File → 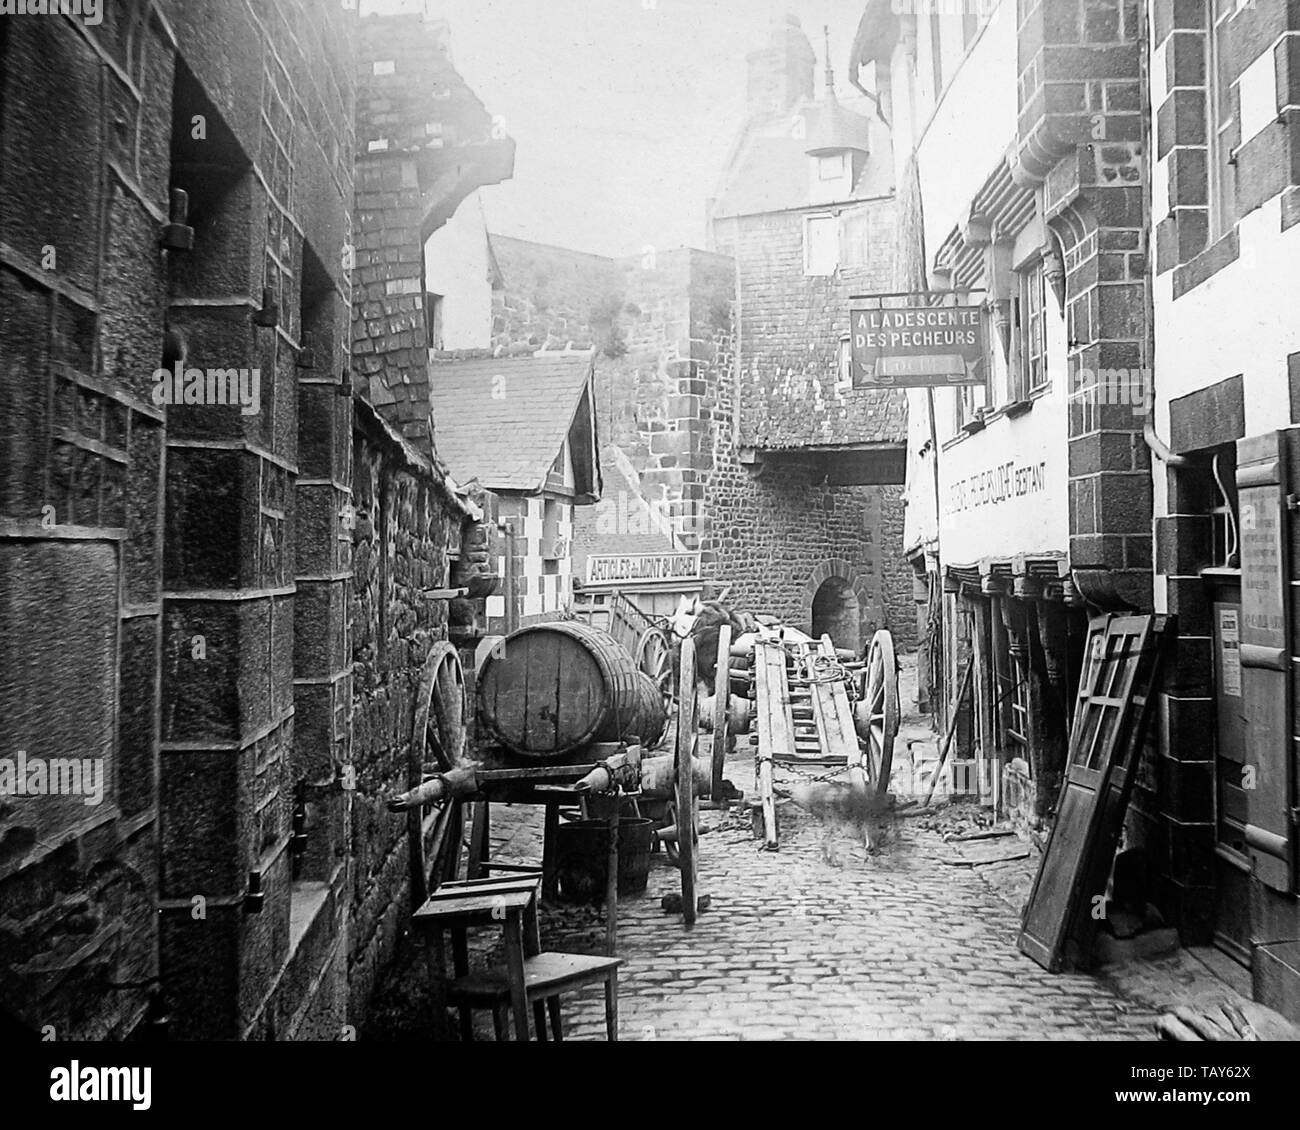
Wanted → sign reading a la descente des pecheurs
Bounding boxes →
[850,302,986,389]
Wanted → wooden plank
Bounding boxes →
[753,642,786,849]
[812,636,860,767]
[971,598,999,807]
[413,889,534,920]
[491,630,529,750]
[939,842,1032,866]
[522,632,546,752]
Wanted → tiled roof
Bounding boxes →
[428,351,594,493]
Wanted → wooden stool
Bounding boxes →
[446,952,621,1041]
[413,876,545,1042]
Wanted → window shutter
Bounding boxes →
[1235,430,1297,893]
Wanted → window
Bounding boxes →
[1014,261,1049,398]
[991,605,1030,758]
[425,292,444,350]
[818,153,847,182]
[545,444,566,491]
[803,214,838,276]
[839,210,871,268]
[1207,0,1237,241]
[955,377,987,432]
[541,498,568,560]
[837,335,851,388]
[1006,647,1031,753]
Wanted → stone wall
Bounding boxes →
[490,235,623,353]
[348,409,457,1026]
[0,0,359,1041]
[701,335,914,645]
[346,14,501,1030]
[709,204,915,650]
[713,203,906,450]
[0,3,502,1042]
[487,230,916,651]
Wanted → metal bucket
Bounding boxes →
[554,817,655,903]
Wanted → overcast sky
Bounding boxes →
[364,0,868,257]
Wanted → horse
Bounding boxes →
[666,593,758,694]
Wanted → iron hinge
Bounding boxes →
[1287,494,1300,512]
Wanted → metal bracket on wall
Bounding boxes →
[244,871,266,914]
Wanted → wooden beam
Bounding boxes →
[754,642,792,849]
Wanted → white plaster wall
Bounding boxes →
[892,0,1021,559]
[914,2,1019,280]
[936,297,1071,567]
[1151,194,1300,526]
[423,190,494,350]
[902,386,940,555]
[514,496,577,618]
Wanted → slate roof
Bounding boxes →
[741,375,907,450]
[428,351,596,495]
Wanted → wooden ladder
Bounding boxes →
[752,636,861,849]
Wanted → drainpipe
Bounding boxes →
[1143,388,1188,468]
[1137,0,1187,473]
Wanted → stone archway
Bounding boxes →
[801,559,874,654]
[811,577,859,651]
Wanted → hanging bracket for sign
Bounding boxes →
[848,289,989,390]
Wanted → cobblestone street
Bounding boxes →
[480,751,1163,1042]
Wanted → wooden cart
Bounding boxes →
[730,627,900,850]
[387,623,723,933]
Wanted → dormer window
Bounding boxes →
[818,153,847,182]
[803,33,870,205]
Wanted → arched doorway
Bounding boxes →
[810,576,861,652]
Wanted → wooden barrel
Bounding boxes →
[478,621,667,757]
[632,671,667,749]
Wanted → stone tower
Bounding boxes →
[745,13,815,118]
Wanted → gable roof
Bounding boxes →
[428,350,600,500]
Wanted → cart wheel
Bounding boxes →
[636,625,674,717]
[855,629,899,798]
[675,636,699,925]
[411,644,469,901]
[662,799,680,864]
[710,623,731,798]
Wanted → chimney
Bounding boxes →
[745,13,815,117]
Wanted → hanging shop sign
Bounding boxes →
[585,551,702,587]
[849,301,986,388]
